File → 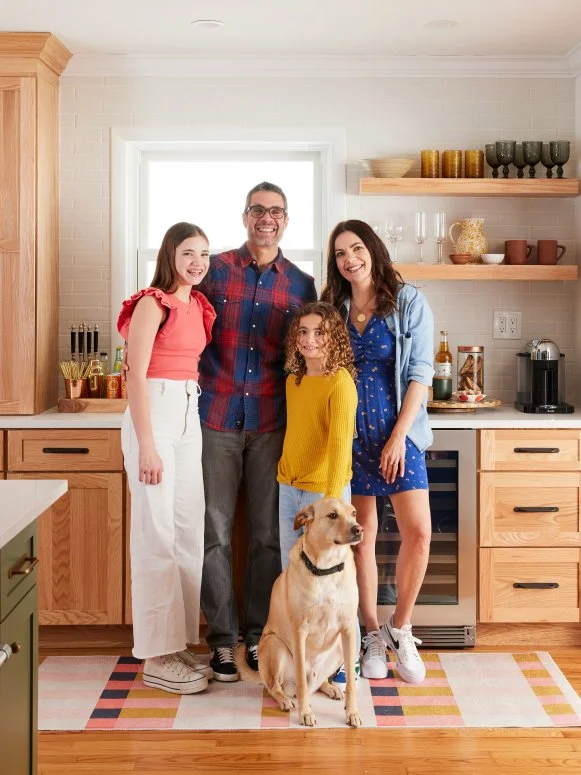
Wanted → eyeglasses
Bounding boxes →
[245,205,287,220]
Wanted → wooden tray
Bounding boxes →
[58,398,128,413]
[428,397,502,413]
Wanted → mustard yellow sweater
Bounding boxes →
[277,367,358,499]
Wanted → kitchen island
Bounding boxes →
[0,479,67,775]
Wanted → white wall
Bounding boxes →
[59,74,578,404]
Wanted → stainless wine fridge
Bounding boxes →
[375,429,477,647]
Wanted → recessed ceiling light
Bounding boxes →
[424,19,459,29]
[190,19,225,29]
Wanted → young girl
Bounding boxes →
[117,222,216,695]
[277,301,358,567]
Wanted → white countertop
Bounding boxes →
[0,405,578,430]
[0,480,68,550]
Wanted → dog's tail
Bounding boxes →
[234,643,263,684]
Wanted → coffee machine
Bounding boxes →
[515,338,574,413]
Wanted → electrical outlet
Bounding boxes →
[493,310,521,340]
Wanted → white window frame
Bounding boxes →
[110,128,347,348]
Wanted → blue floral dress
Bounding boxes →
[349,315,428,496]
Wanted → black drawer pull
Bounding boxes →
[513,582,559,589]
[513,506,559,513]
[42,447,89,454]
[513,447,560,454]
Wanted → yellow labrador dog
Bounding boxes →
[238,497,363,728]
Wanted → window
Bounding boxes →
[137,151,322,288]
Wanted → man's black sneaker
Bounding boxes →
[247,644,259,671]
[210,647,239,682]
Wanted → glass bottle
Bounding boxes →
[433,330,453,400]
[99,352,109,397]
[112,345,124,375]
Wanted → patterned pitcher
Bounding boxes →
[448,218,487,264]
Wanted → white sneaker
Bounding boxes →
[381,616,426,684]
[360,630,388,679]
[176,649,214,680]
[143,653,209,694]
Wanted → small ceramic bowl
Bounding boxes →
[456,392,486,403]
[482,253,504,265]
[449,253,470,265]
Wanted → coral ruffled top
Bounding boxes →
[117,288,216,381]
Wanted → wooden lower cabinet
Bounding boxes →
[8,472,123,625]
[0,585,37,775]
[480,547,581,623]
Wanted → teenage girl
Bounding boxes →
[118,222,216,695]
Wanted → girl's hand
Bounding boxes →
[139,445,164,485]
[380,432,406,484]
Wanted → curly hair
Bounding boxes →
[285,301,357,385]
[320,219,403,316]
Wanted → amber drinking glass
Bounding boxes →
[442,150,462,178]
[464,150,484,178]
[421,150,440,178]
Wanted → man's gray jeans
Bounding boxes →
[200,425,284,648]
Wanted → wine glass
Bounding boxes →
[434,212,446,264]
[495,141,516,179]
[386,220,404,263]
[485,144,501,178]
[522,141,542,178]
[513,143,527,179]
[541,144,556,178]
[414,211,427,265]
[549,141,570,179]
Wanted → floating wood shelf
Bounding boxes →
[359,177,581,197]
[395,264,578,281]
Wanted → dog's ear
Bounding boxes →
[294,504,315,531]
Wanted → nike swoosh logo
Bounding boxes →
[391,637,399,649]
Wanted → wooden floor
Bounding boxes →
[39,647,581,775]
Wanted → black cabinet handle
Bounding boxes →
[513,506,559,513]
[513,447,560,454]
[513,582,559,589]
[42,447,89,454]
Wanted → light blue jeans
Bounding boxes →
[278,482,360,663]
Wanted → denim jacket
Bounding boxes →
[343,283,434,452]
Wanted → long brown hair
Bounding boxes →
[285,301,357,385]
[320,220,403,316]
[150,222,209,293]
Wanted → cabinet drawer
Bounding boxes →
[0,520,38,622]
[7,430,123,472]
[480,471,581,547]
[479,547,580,623]
[479,429,581,471]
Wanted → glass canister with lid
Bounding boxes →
[457,345,484,395]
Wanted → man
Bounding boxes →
[199,182,317,681]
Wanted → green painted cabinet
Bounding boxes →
[0,538,38,775]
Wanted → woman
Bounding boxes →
[321,219,433,684]
[118,221,216,694]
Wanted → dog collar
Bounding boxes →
[301,550,345,576]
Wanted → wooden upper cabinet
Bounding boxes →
[0,34,71,414]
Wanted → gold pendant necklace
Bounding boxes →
[356,312,366,323]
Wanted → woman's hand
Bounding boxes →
[380,431,406,484]
[139,443,164,485]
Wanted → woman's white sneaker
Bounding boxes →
[381,616,426,684]
[143,654,209,694]
[176,649,214,680]
[360,630,388,679]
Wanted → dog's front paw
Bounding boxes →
[328,684,344,701]
[346,711,362,728]
[300,708,317,727]
[278,696,295,712]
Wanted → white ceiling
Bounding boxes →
[2,0,581,58]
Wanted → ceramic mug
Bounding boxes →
[504,239,533,265]
[537,240,566,265]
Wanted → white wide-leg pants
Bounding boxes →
[121,379,204,659]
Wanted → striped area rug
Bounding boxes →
[39,651,581,730]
